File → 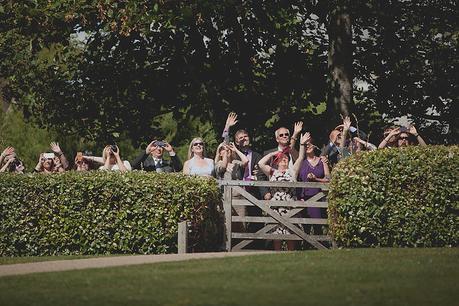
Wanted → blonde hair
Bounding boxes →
[188,137,206,160]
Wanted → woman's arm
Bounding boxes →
[378,128,400,149]
[258,151,277,177]
[182,160,190,174]
[113,146,128,172]
[292,133,309,178]
[229,143,249,167]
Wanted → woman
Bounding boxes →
[34,142,69,173]
[183,138,214,177]
[258,133,306,251]
[298,134,330,234]
[99,145,131,172]
[0,146,24,173]
[214,142,248,180]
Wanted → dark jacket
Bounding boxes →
[131,152,182,172]
[240,150,269,199]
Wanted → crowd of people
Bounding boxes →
[0,113,428,250]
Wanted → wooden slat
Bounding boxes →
[232,216,328,225]
[218,180,329,190]
[232,186,327,250]
[232,233,332,241]
[177,221,188,254]
[223,186,232,252]
[232,199,328,208]
[232,224,276,251]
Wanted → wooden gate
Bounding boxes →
[219,180,334,251]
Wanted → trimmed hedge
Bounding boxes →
[328,145,459,247]
[0,172,222,256]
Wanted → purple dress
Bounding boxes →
[298,158,325,218]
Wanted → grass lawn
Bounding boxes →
[0,254,128,265]
[0,248,457,306]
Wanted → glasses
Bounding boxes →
[192,142,204,147]
[399,136,409,140]
[278,133,290,138]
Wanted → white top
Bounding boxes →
[188,157,214,176]
[99,160,132,171]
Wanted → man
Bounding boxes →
[322,117,353,168]
[260,122,302,200]
[264,123,302,170]
[131,140,182,172]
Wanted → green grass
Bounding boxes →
[0,248,457,306]
[0,254,126,265]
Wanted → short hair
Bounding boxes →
[275,127,289,138]
[234,129,249,138]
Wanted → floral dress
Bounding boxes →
[269,169,296,234]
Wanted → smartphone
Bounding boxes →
[43,153,55,159]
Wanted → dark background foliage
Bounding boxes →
[0,1,457,154]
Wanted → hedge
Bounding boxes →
[0,172,222,256]
[328,145,459,247]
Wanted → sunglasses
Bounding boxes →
[278,133,290,138]
[192,142,204,147]
[399,136,409,140]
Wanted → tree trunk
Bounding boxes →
[327,1,353,124]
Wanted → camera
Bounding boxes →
[155,141,166,148]
[8,158,21,172]
[110,145,118,153]
[399,126,408,133]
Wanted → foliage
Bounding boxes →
[0,172,222,256]
[0,1,457,149]
[328,145,459,247]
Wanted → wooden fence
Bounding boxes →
[219,180,334,251]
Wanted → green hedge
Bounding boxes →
[0,172,222,256]
[328,145,459,247]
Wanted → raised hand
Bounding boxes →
[409,125,418,135]
[225,112,238,128]
[293,121,303,136]
[228,142,238,152]
[1,146,15,157]
[163,141,174,152]
[389,127,401,137]
[50,142,62,154]
[342,116,351,131]
[300,132,311,145]
[145,140,157,154]
[112,145,121,158]
[320,155,329,165]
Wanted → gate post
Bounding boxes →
[223,185,232,252]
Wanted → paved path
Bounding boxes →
[0,251,274,277]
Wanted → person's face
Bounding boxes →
[398,133,410,147]
[109,155,116,164]
[276,128,290,146]
[332,131,343,146]
[305,142,315,154]
[192,141,204,154]
[236,132,250,148]
[277,156,289,170]
[43,158,53,170]
[151,145,164,158]
[352,138,362,151]
[76,161,89,172]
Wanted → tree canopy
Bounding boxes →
[1,0,457,150]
